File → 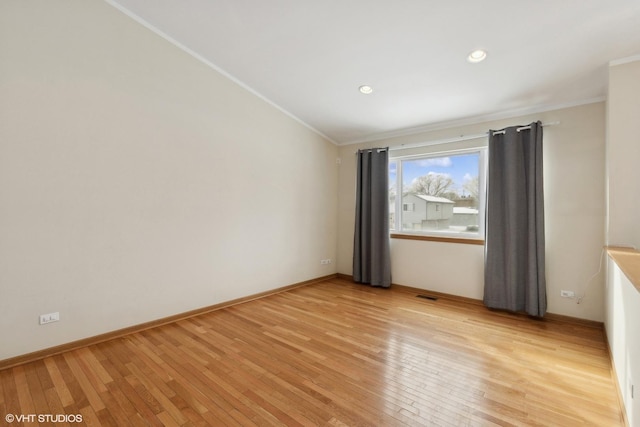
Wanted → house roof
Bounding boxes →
[413,195,455,204]
[453,207,479,215]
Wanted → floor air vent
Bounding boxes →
[416,294,438,301]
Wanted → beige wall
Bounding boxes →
[338,102,606,321]
[607,58,640,249]
[0,1,338,360]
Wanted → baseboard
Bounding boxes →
[603,328,630,427]
[0,274,337,371]
[542,312,604,328]
[337,273,603,328]
[336,273,355,282]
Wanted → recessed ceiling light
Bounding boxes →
[359,85,373,94]
[467,49,487,63]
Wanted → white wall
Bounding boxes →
[0,0,338,360]
[607,58,640,249]
[605,257,640,426]
[338,102,606,321]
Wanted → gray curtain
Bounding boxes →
[353,148,391,288]
[483,121,547,317]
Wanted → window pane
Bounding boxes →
[395,152,480,235]
[389,160,397,231]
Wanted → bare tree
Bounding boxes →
[408,173,455,197]
[462,175,479,199]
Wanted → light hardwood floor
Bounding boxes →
[0,278,623,426]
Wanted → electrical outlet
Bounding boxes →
[39,312,60,325]
[560,290,575,298]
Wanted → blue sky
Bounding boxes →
[389,153,479,196]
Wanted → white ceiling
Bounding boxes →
[107,0,640,144]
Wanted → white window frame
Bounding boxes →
[390,147,487,242]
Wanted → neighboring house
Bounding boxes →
[399,194,480,231]
[451,207,479,231]
[402,194,454,230]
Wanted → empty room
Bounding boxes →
[1,1,640,426]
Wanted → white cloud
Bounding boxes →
[427,171,452,178]
[416,157,452,168]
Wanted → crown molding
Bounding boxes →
[104,0,338,146]
[340,97,605,146]
[609,53,640,67]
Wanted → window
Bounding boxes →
[389,148,487,241]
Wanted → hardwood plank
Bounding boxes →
[125,360,188,426]
[43,388,71,427]
[52,354,89,411]
[76,347,113,387]
[12,366,37,417]
[23,362,53,422]
[124,374,163,416]
[62,352,105,412]
[111,377,164,426]
[96,385,140,427]
[78,405,101,427]
[1,368,21,423]
[0,278,624,426]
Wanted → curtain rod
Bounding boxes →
[383,121,560,152]
[356,148,388,153]
[491,123,542,135]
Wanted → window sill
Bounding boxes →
[390,233,485,245]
